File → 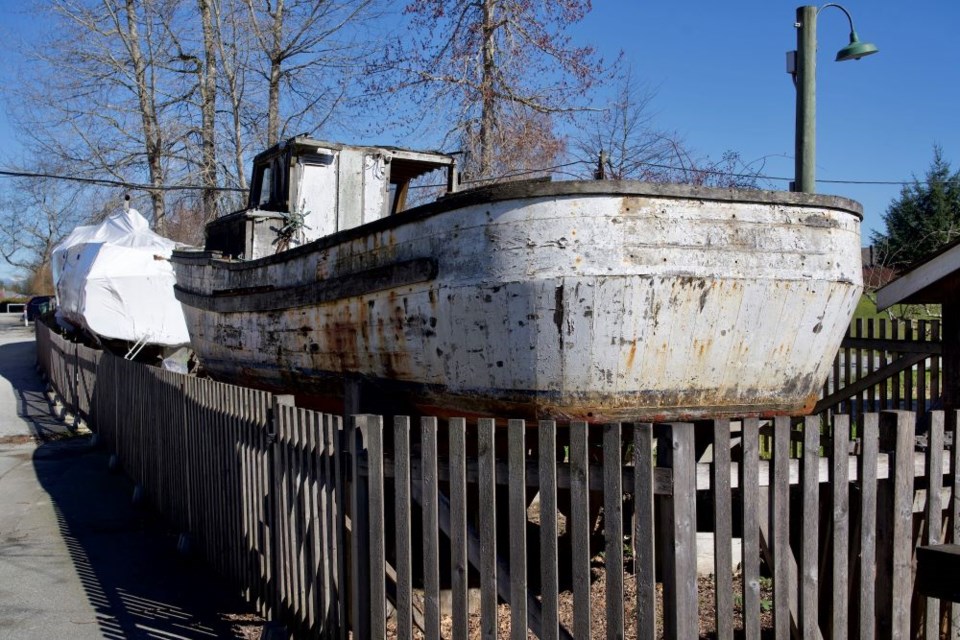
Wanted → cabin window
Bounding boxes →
[257,165,272,207]
[250,157,288,211]
[388,181,410,215]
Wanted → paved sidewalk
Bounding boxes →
[0,317,263,639]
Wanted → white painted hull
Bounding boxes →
[172,181,863,421]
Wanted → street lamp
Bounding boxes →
[790,4,878,193]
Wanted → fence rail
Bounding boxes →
[818,317,942,419]
[35,321,960,639]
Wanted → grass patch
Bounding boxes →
[852,295,940,325]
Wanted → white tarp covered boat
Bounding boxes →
[171,138,863,422]
[53,206,190,347]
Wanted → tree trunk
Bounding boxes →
[227,66,248,192]
[123,0,166,232]
[198,0,218,220]
[267,0,285,147]
[478,0,496,179]
[214,1,248,194]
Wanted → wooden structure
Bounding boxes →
[877,240,960,411]
[35,321,960,639]
[815,316,942,419]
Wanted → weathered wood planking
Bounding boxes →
[924,411,944,640]
[831,414,850,639]
[508,419,528,640]
[449,418,469,640]
[393,417,413,640]
[693,449,949,492]
[771,416,790,640]
[711,419,734,640]
[818,317,942,418]
[348,413,371,640]
[36,325,960,640]
[879,411,915,640]
[174,181,863,422]
[633,423,656,640]
[858,413,879,640]
[741,418,761,640]
[658,423,698,640]
[570,421,591,639]
[952,411,960,637]
[603,422,625,639]
[800,416,820,637]
[367,415,386,639]
[421,417,441,639]
[539,421,560,640]
[373,453,672,493]
[478,418,498,640]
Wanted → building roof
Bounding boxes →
[876,238,960,309]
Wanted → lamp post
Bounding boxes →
[791,4,878,193]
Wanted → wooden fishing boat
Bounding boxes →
[171,138,863,422]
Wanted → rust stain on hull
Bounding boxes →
[207,358,829,425]
[176,186,864,425]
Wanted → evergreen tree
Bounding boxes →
[873,146,960,268]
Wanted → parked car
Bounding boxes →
[25,295,54,321]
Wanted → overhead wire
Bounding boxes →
[0,161,916,193]
[0,168,246,193]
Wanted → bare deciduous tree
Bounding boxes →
[573,70,684,182]
[380,0,611,180]
[213,0,256,196]
[197,0,219,219]
[11,0,189,231]
[242,0,377,147]
[573,69,768,192]
[11,0,379,234]
[0,174,118,294]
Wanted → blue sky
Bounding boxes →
[1,0,958,282]
[577,1,960,241]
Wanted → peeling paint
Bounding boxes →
[175,187,863,422]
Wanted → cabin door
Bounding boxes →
[297,159,338,242]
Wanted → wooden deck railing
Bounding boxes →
[817,317,942,419]
[35,321,960,639]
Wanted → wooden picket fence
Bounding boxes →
[35,321,960,639]
[817,317,942,419]
[90,351,342,631]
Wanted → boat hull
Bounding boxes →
[172,181,863,422]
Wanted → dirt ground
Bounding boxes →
[386,564,774,639]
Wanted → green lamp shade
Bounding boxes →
[836,31,879,61]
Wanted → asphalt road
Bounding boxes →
[0,316,263,639]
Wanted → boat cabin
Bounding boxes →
[206,138,458,260]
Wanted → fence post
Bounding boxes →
[269,394,294,622]
[951,410,960,637]
[367,415,386,640]
[349,413,373,640]
[709,419,733,640]
[858,413,879,640]
[830,414,850,640]
[740,418,761,640]
[924,411,945,640]
[656,423,697,640]
[633,423,656,640]
[877,411,915,640]
[569,421,590,639]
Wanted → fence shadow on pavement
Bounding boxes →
[0,340,67,442]
[0,339,263,640]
